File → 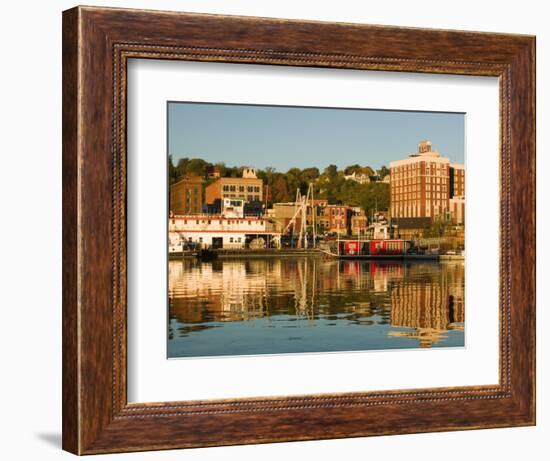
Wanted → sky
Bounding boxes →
[168,102,465,172]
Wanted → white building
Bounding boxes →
[221,198,245,218]
[168,213,281,252]
[344,171,371,184]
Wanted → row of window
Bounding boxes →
[223,194,260,201]
[393,176,448,185]
[393,186,448,194]
[173,219,263,226]
[393,193,448,201]
[392,162,449,173]
[222,185,261,193]
[184,236,242,243]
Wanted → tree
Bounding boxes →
[357,182,390,218]
[323,164,339,179]
[168,155,178,183]
[377,165,390,179]
[214,162,227,177]
[363,166,375,177]
[301,167,320,183]
[185,158,209,177]
[344,164,362,175]
[423,218,447,238]
[286,167,304,195]
[271,174,291,203]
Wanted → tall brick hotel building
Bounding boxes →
[389,140,465,236]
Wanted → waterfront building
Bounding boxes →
[450,197,465,225]
[351,213,368,236]
[272,199,328,233]
[324,205,352,235]
[450,164,465,198]
[389,140,465,235]
[220,198,245,218]
[205,168,263,205]
[169,176,204,215]
[270,198,360,238]
[168,213,280,252]
[390,140,451,221]
[449,164,465,225]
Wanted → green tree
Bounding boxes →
[301,167,320,183]
[286,167,304,195]
[362,166,375,177]
[185,158,209,177]
[423,218,448,238]
[168,155,178,183]
[377,165,390,179]
[271,174,291,203]
[344,164,362,175]
[324,164,338,179]
[357,182,390,218]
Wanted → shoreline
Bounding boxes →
[168,249,464,261]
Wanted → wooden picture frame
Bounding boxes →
[62,5,535,454]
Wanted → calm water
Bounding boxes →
[168,257,465,358]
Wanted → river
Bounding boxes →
[168,256,465,358]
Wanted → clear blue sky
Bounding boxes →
[168,102,464,171]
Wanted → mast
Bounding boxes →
[311,183,316,248]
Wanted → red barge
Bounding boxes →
[324,238,411,259]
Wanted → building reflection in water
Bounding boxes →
[168,257,464,352]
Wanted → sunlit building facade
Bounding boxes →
[389,140,466,234]
[169,176,204,215]
[205,168,263,205]
[390,140,451,220]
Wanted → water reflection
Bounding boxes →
[168,257,464,357]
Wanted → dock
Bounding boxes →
[169,248,325,260]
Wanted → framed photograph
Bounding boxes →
[62,6,535,454]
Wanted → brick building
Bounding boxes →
[450,164,465,198]
[169,176,204,215]
[323,205,352,235]
[351,214,368,236]
[449,164,465,225]
[205,168,263,205]
[389,140,465,230]
[272,199,327,233]
[271,200,356,236]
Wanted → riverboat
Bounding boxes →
[323,238,411,259]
